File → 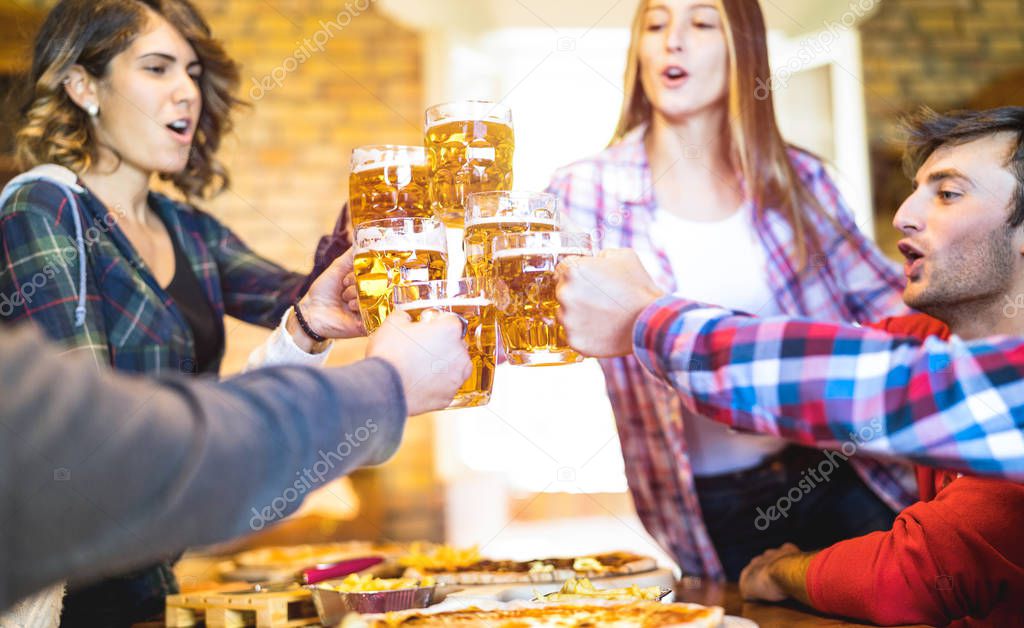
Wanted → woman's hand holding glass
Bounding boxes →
[289,249,366,352]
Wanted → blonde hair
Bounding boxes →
[613,0,846,271]
[16,0,243,200]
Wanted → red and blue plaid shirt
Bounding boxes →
[633,298,1024,481]
[546,126,917,579]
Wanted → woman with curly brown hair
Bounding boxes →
[0,1,362,624]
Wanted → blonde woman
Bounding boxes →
[0,0,367,623]
[547,0,915,581]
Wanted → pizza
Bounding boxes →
[539,577,667,602]
[399,545,658,585]
[234,541,393,569]
[340,599,725,627]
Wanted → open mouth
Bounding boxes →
[662,66,689,82]
[897,242,924,263]
[898,241,925,278]
[166,119,191,136]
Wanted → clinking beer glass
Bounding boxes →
[353,217,447,333]
[424,100,514,229]
[392,277,497,409]
[491,231,593,366]
[349,145,430,228]
[463,191,559,290]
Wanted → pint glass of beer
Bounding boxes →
[464,191,559,287]
[425,101,514,228]
[349,145,430,228]
[393,277,497,409]
[491,231,593,366]
[353,217,447,332]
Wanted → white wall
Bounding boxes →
[767,27,876,236]
[424,26,633,503]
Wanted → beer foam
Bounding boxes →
[465,216,559,228]
[352,159,424,174]
[351,147,425,173]
[426,117,512,128]
[362,241,445,254]
[492,247,590,259]
[395,296,493,311]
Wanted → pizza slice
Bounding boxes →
[399,545,657,585]
[340,599,725,627]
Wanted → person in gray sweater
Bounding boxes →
[0,309,470,614]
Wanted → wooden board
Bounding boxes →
[166,585,318,627]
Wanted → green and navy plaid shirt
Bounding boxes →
[0,177,328,625]
[0,179,313,375]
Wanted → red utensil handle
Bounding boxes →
[302,556,385,584]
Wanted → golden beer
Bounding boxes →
[393,279,497,409]
[349,145,430,227]
[354,218,447,332]
[353,247,447,332]
[491,232,593,366]
[464,217,559,283]
[425,102,514,228]
[463,192,560,285]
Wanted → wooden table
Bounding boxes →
[674,580,933,627]
[164,556,933,627]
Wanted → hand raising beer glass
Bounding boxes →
[464,191,559,287]
[393,277,498,409]
[491,231,593,366]
[349,145,430,227]
[425,101,514,228]
[353,217,447,332]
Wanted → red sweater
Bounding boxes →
[806,314,1024,627]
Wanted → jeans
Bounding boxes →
[60,560,176,627]
[695,445,897,581]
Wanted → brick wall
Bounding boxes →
[860,0,1024,254]
[197,0,424,374]
[195,0,442,544]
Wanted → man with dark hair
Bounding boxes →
[556,107,1024,626]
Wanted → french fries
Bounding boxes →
[323,573,435,593]
[398,543,482,571]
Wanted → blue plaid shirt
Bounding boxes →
[0,178,327,624]
[0,180,314,374]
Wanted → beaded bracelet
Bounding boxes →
[292,301,327,343]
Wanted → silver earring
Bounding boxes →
[86,103,99,117]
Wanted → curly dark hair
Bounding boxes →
[903,106,1024,228]
[16,0,243,199]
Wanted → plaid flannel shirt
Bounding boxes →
[546,126,917,579]
[634,297,1024,480]
[0,178,336,622]
[0,180,313,374]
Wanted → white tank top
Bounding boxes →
[650,207,789,476]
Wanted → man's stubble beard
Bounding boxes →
[904,226,1017,333]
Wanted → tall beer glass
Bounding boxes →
[425,101,514,228]
[393,278,497,409]
[349,145,430,228]
[464,191,559,287]
[353,217,447,332]
[491,232,593,366]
